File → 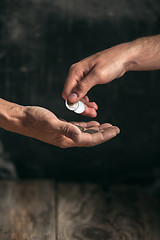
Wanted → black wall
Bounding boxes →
[0,0,160,183]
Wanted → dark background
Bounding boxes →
[0,0,160,185]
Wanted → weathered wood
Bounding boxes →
[1,181,160,240]
[57,184,160,240]
[0,181,56,240]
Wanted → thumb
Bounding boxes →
[68,71,97,103]
[60,121,82,143]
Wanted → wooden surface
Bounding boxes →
[0,181,56,240]
[0,181,160,240]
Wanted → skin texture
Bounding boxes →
[2,35,160,147]
[62,35,160,117]
[0,98,120,148]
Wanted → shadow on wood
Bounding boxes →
[0,181,160,239]
[57,183,160,240]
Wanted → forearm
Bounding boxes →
[126,35,160,71]
[0,98,27,134]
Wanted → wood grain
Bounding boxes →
[57,184,160,240]
[0,181,56,240]
[0,181,160,240]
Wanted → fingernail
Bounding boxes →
[116,127,120,134]
[69,93,78,101]
[93,102,98,110]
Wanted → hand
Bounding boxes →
[22,106,120,148]
[62,42,133,117]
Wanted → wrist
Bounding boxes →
[118,41,139,72]
[124,35,160,71]
[125,39,145,71]
[0,99,27,133]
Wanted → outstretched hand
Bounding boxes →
[23,106,120,148]
[62,42,133,117]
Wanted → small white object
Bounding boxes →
[65,100,78,111]
[74,101,85,114]
[65,100,85,114]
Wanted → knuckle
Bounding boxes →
[69,63,78,73]
[76,81,86,92]
[93,68,106,82]
[69,63,75,70]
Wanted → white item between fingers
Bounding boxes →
[65,100,85,114]
[65,100,79,111]
[74,101,85,114]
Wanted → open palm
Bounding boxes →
[23,106,120,148]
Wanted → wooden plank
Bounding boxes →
[57,183,160,240]
[0,181,56,240]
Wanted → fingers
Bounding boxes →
[67,71,98,103]
[81,126,120,147]
[62,63,97,103]
[59,118,120,148]
[99,123,113,130]
[62,63,98,118]
[81,105,97,118]
[60,120,120,147]
[75,96,98,118]
[70,121,100,128]
[83,95,89,102]
[62,63,84,100]
[81,97,98,110]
